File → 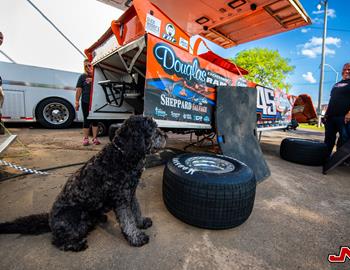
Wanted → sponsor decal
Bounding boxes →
[153,43,232,88]
[328,246,350,263]
[236,77,248,87]
[194,115,203,122]
[146,14,161,37]
[170,111,181,119]
[163,23,176,43]
[160,94,208,113]
[155,107,167,117]
[179,37,189,50]
[203,116,210,122]
[183,114,192,120]
[173,158,197,175]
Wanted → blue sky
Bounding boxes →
[206,0,350,106]
[0,0,349,106]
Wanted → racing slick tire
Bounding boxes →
[280,138,328,166]
[36,97,75,129]
[163,153,256,229]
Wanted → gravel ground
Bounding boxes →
[0,124,349,270]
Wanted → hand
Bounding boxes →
[345,112,350,124]
[75,101,80,111]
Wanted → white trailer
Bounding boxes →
[0,61,82,128]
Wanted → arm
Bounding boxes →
[75,74,83,111]
[75,87,82,111]
[345,110,350,124]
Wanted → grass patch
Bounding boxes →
[299,123,325,131]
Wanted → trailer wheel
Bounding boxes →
[280,138,328,166]
[163,153,256,229]
[97,121,108,137]
[36,98,75,129]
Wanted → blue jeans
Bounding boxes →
[324,116,347,157]
[342,122,350,144]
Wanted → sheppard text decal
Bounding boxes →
[160,94,207,113]
[153,43,232,88]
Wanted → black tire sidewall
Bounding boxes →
[163,153,256,229]
[280,138,328,166]
[166,153,254,185]
[97,121,108,137]
[36,98,75,129]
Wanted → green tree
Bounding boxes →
[230,48,294,92]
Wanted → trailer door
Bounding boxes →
[2,90,25,120]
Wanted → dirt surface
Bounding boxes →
[0,124,349,270]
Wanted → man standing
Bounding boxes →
[324,63,350,157]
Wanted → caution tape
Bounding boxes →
[0,160,49,175]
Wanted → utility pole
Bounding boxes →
[317,0,328,127]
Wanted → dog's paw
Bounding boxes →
[127,232,150,247]
[140,217,152,229]
[60,238,88,252]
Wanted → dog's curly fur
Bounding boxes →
[0,115,166,252]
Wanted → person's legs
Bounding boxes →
[334,117,347,149]
[81,102,91,146]
[324,117,338,157]
[340,122,350,146]
[91,122,100,145]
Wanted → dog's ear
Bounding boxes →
[115,116,157,155]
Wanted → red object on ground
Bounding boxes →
[292,94,317,123]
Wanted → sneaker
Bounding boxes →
[92,138,101,145]
[83,137,89,146]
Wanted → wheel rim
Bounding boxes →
[43,102,70,125]
[184,156,235,174]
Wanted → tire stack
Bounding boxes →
[280,138,328,166]
[162,153,256,229]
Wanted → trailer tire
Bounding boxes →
[280,138,328,166]
[97,121,108,137]
[36,98,75,129]
[163,153,256,229]
[109,122,123,141]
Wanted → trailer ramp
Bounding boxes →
[216,86,270,182]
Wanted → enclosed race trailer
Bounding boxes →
[87,0,312,181]
[0,61,82,128]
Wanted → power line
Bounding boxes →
[25,0,85,58]
[0,50,16,63]
[292,80,334,86]
[309,26,350,33]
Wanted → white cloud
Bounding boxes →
[304,37,341,48]
[312,8,336,18]
[302,72,316,83]
[312,17,324,24]
[301,28,311,33]
[301,46,336,58]
[300,36,341,58]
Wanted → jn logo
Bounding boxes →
[328,246,350,263]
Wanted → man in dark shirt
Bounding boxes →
[324,63,350,157]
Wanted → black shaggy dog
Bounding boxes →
[0,115,166,251]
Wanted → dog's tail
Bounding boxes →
[0,213,51,235]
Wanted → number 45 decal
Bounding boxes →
[256,86,276,116]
